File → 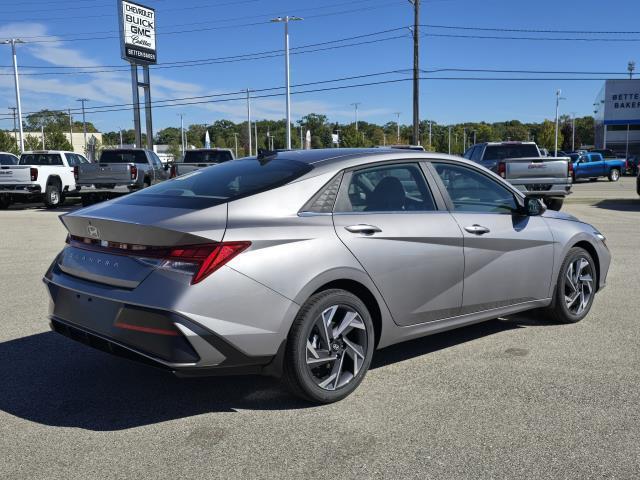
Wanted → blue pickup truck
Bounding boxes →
[569,152,625,182]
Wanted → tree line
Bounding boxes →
[0,110,595,157]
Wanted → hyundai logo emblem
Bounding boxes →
[87,225,100,238]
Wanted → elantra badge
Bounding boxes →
[87,225,100,238]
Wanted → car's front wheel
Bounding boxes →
[284,289,375,403]
[545,198,564,211]
[545,247,596,323]
[608,168,620,182]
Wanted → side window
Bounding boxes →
[471,146,483,161]
[65,154,76,166]
[336,163,436,213]
[432,163,518,214]
[76,154,89,164]
[463,147,475,159]
[151,152,163,166]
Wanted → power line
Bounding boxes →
[422,23,640,35]
[423,32,640,42]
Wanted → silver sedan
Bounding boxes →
[44,149,610,403]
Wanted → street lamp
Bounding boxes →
[351,102,361,131]
[554,89,566,157]
[394,112,401,143]
[271,16,303,150]
[2,39,25,152]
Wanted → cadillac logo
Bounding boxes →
[87,225,100,238]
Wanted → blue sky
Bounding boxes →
[0,0,638,133]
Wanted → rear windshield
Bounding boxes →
[99,150,147,164]
[181,150,233,164]
[118,158,312,209]
[19,153,63,166]
[483,144,539,160]
[0,154,17,165]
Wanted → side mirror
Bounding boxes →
[523,196,544,216]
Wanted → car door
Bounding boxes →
[590,154,606,177]
[333,162,465,326]
[430,162,554,314]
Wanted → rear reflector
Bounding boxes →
[68,236,251,284]
[113,321,180,336]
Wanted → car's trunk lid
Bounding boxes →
[0,165,32,185]
[504,157,569,180]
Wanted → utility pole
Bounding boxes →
[409,0,420,145]
[68,109,73,150]
[351,102,361,131]
[271,16,303,150]
[76,98,89,153]
[428,121,432,149]
[254,122,258,153]
[233,132,239,157]
[119,128,123,148]
[394,112,401,143]
[554,89,566,157]
[3,39,25,152]
[463,127,467,152]
[246,89,252,156]
[448,126,452,154]
[41,125,45,149]
[571,113,576,151]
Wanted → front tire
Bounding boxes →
[44,184,62,209]
[608,168,620,182]
[283,289,375,403]
[544,247,596,324]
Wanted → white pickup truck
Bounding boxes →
[0,150,89,209]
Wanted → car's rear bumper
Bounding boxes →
[511,181,572,198]
[78,184,141,195]
[43,257,298,376]
[0,184,41,195]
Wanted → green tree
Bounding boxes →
[536,120,563,152]
[44,129,72,150]
[0,131,18,154]
[24,134,42,151]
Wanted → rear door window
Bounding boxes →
[19,153,63,166]
[471,146,483,161]
[0,154,17,165]
[483,144,539,160]
[182,150,233,163]
[99,150,147,164]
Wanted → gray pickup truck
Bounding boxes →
[464,141,572,210]
[169,148,235,178]
[76,148,170,206]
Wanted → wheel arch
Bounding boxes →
[571,240,601,292]
[46,175,62,187]
[311,279,383,348]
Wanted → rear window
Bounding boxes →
[19,153,63,166]
[99,150,147,164]
[119,158,312,208]
[483,144,539,160]
[182,150,233,164]
[0,154,17,165]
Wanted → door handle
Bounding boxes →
[344,224,382,235]
[464,224,490,235]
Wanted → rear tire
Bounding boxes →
[44,184,62,209]
[283,289,375,403]
[0,195,11,210]
[608,168,620,182]
[543,247,596,324]
[545,198,564,211]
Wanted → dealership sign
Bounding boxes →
[603,80,640,125]
[119,0,157,64]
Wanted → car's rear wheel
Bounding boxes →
[44,184,62,209]
[545,247,596,324]
[545,198,564,211]
[608,168,620,182]
[283,289,375,403]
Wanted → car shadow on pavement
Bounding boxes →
[593,199,640,212]
[0,316,545,431]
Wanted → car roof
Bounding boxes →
[21,150,76,154]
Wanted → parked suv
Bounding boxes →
[0,150,88,209]
[464,141,572,210]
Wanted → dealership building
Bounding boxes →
[594,79,640,156]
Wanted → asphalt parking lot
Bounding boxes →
[1,178,639,479]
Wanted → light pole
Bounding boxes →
[119,128,123,148]
[232,132,239,157]
[448,126,452,154]
[570,113,576,151]
[271,16,303,150]
[178,114,185,158]
[394,112,401,143]
[351,102,361,131]
[76,98,89,152]
[246,89,252,156]
[554,89,566,157]
[3,39,25,152]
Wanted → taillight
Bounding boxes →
[497,162,506,178]
[73,165,79,181]
[130,164,138,180]
[568,160,574,177]
[30,167,38,182]
[68,236,250,285]
[170,164,177,178]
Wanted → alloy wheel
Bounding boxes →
[305,304,369,391]
[564,257,594,316]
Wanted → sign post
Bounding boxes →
[119,0,156,150]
